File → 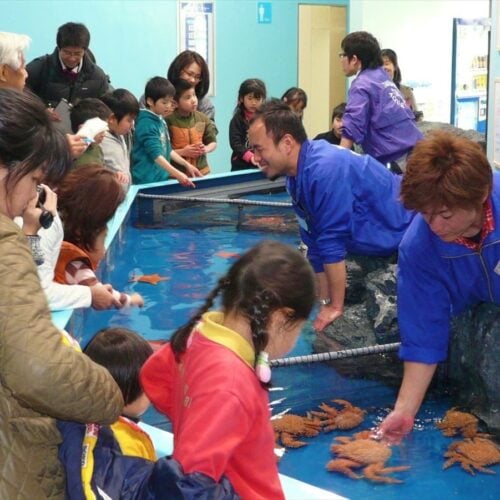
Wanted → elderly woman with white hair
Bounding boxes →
[0,31,88,159]
[0,31,30,90]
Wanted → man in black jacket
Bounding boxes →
[26,22,110,109]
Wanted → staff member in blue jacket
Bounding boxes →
[248,100,414,331]
[379,132,498,443]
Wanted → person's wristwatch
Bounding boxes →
[318,298,331,306]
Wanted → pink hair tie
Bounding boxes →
[256,351,271,383]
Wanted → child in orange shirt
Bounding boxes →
[167,79,217,175]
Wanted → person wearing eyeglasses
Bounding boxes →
[167,50,215,121]
[339,31,422,174]
[25,22,110,109]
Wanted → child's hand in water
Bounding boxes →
[130,293,144,308]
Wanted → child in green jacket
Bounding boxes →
[131,77,200,185]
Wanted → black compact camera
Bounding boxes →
[37,186,54,229]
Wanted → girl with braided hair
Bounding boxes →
[140,240,315,499]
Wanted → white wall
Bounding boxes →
[349,0,490,122]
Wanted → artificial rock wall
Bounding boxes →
[316,257,499,434]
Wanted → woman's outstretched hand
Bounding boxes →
[376,410,415,445]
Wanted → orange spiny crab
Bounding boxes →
[309,399,366,432]
[443,437,500,475]
[436,408,479,438]
[271,413,323,448]
[326,431,410,484]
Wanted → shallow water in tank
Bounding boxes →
[77,192,499,499]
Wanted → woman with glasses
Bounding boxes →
[167,50,215,120]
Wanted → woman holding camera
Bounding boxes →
[0,88,123,499]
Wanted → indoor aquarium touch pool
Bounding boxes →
[73,184,499,500]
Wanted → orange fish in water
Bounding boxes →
[216,251,240,259]
[130,273,169,285]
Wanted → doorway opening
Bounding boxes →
[298,4,347,138]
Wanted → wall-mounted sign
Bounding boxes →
[178,1,215,95]
[257,2,272,24]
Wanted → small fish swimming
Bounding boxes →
[129,273,169,285]
[215,251,241,259]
